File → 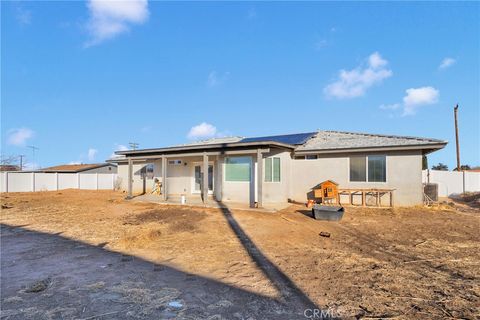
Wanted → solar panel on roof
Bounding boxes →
[240,132,316,145]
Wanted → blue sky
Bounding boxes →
[2,1,479,169]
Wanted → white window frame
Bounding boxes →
[264,157,281,183]
[348,155,387,183]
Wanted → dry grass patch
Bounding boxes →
[124,207,208,226]
[118,228,163,249]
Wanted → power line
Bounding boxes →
[27,145,39,169]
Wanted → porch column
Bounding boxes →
[216,156,223,202]
[202,152,208,204]
[257,149,263,208]
[127,158,133,199]
[162,156,167,201]
[249,156,255,208]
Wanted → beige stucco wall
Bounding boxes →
[118,157,220,199]
[116,149,423,206]
[117,163,153,194]
[261,149,291,204]
[158,156,207,196]
[289,150,423,206]
[218,155,252,203]
[220,148,292,204]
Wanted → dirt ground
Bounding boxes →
[1,190,479,319]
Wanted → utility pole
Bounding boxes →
[27,145,39,170]
[454,104,461,171]
[19,155,25,171]
[129,142,139,150]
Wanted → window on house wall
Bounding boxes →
[306,155,318,160]
[294,155,305,160]
[350,156,367,182]
[225,157,251,181]
[141,164,154,179]
[265,157,281,182]
[349,155,386,182]
[368,155,386,182]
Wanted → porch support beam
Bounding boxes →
[127,158,133,199]
[216,155,223,202]
[125,148,270,161]
[162,156,167,201]
[202,152,208,204]
[257,149,263,208]
[249,156,255,208]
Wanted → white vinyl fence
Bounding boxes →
[422,169,480,197]
[0,172,117,193]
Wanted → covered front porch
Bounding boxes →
[125,147,269,208]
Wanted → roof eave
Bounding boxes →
[294,142,447,155]
[115,141,295,156]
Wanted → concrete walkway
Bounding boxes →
[131,194,291,212]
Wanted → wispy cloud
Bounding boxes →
[187,122,217,140]
[7,127,34,146]
[15,7,32,25]
[109,144,129,158]
[84,0,149,47]
[402,86,439,116]
[87,148,98,161]
[380,86,440,117]
[439,57,456,70]
[207,71,230,88]
[324,52,392,99]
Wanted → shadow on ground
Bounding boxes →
[0,221,329,319]
[296,209,314,219]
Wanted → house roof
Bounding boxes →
[295,130,447,154]
[240,132,317,145]
[0,165,21,172]
[114,139,295,156]
[39,163,115,173]
[174,136,244,147]
[111,130,446,159]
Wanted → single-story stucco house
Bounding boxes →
[108,131,447,207]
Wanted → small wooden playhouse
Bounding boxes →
[313,180,339,204]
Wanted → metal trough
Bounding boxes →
[312,205,345,221]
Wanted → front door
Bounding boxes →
[193,164,213,194]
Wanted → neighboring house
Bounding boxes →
[108,131,446,207]
[0,165,21,172]
[39,163,117,174]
